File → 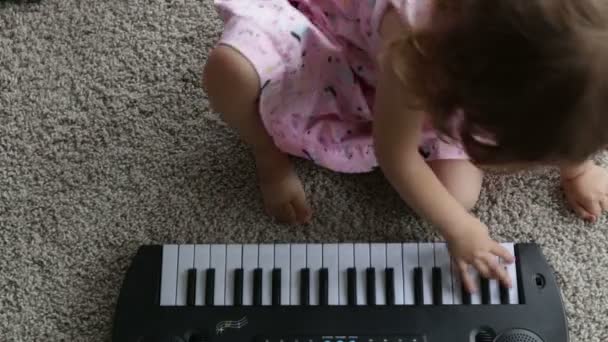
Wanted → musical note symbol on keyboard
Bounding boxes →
[215,316,248,335]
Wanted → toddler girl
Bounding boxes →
[203,0,608,291]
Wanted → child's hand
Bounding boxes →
[561,162,608,222]
[445,216,515,293]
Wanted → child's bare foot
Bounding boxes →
[254,148,312,224]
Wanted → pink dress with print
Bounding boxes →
[213,0,467,173]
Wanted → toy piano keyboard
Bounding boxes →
[112,242,569,342]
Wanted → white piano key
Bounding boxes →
[176,245,195,306]
[259,244,275,306]
[210,244,227,306]
[490,255,501,305]
[354,243,370,306]
[338,243,354,305]
[502,243,519,304]
[370,243,387,305]
[160,245,179,306]
[469,266,482,305]
[434,243,454,305]
[387,243,404,305]
[290,244,307,305]
[242,244,258,306]
[322,244,339,305]
[418,243,434,305]
[274,244,291,305]
[451,255,463,305]
[225,244,242,306]
[307,244,323,306]
[193,245,210,306]
[402,243,418,305]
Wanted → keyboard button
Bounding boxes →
[451,256,463,305]
[290,244,307,306]
[225,244,242,306]
[413,267,423,305]
[481,277,491,304]
[385,268,395,305]
[322,244,339,306]
[274,244,291,305]
[234,268,244,306]
[193,245,210,306]
[502,243,519,304]
[490,261,501,305]
[418,243,434,305]
[386,244,404,305]
[272,269,282,306]
[338,244,355,306]
[366,268,376,305]
[205,269,215,306]
[160,245,178,306]
[354,244,371,306]
[402,243,418,305]
[253,268,263,306]
[432,267,442,305]
[370,243,386,305]
[434,243,454,304]
[242,245,258,306]
[347,267,357,306]
[259,244,275,306]
[461,283,471,305]
[177,245,195,306]
[469,266,482,304]
[210,245,226,306]
[500,278,510,304]
[187,268,197,306]
[300,268,310,306]
[319,268,329,306]
[307,244,323,306]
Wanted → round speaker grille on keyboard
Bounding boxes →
[495,329,543,342]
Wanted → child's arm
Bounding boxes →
[374,8,514,291]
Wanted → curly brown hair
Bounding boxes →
[387,0,608,164]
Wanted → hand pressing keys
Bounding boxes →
[445,215,515,293]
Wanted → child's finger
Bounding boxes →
[473,258,491,279]
[491,243,514,263]
[600,196,608,212]
[572,201,595,221]
[458,261,477,293]
[581,198,602,218]
[483,253,512,288]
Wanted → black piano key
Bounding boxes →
[366,268,376,305]
[461,283,472,305]
[234,268,244,306]
[432,267,442,305]
[300,268,310,306]
[481,277,491,304]
[500,284,510,304]
[253,268,263,306]
[187,268,197,306]
[205,269,215,306]
[319,268,329,306]
[347,267,357,306]
[414,267,423,305]
[272,269,281,306]
[385,268,395,305]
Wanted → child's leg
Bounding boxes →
[202,45,312,224]
[428,160,483,211]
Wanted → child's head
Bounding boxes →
[389,0,608,165]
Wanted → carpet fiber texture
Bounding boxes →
[1,1,607,341]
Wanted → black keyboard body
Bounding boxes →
[112,243,568,342]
